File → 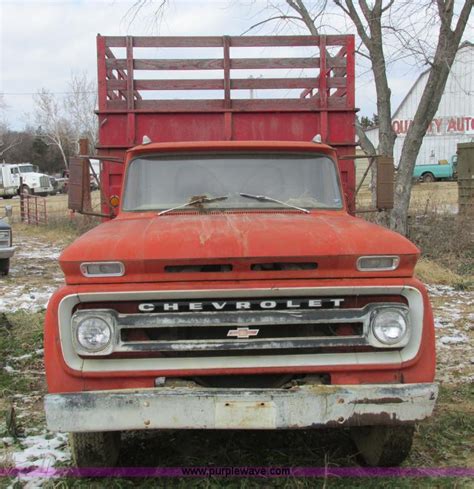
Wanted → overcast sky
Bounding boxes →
[1,0,472,130]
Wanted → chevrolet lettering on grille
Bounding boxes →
[138,298,344,313]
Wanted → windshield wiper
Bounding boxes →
[239,193,310,214]
[158,195,228,216]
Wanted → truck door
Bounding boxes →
[9,166,20,187]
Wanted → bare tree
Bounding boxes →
[0,95,19,160]
[124,0,472,234]
[64,72,98,152]
[33,89,71,169]
[390,0,472,233]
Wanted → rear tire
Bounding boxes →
[422,172,435,183]
[350,424,415,466]
[69,431,121,467]
[0,258,9,276]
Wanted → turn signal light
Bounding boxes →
[357,256,400,271]
[80,262,125,277]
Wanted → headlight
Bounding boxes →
[371,308,409,345]
[80,261,125,277]
[72,311,115,355]
[357,256,400,271]
[0,230,11,248]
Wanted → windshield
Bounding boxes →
[122,153,343,212]
[19,165,35,173]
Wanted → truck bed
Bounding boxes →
[96,35,356,212]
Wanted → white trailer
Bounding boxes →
[0,164,18,199]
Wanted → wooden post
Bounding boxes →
[319,36,328,142]
[79,138,92,212]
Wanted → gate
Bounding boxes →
[20,192,48,225]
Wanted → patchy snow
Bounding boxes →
[13,239,62,262]
[439,334,469,345]
[11,432,70,468]
[3,365,15,373]
[9,354,33,362]
[430,284,474,384]
[3,431,70,487]
[0,287,56,313]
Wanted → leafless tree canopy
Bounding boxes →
[33,89,72,169]
[33,73,98,169]
[125,0,472,234]
[64,72,98,151]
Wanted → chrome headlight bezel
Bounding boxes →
[71,310,116,356]
[357,255,400,272]
[368,305,410,347]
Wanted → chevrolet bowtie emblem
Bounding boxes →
[227,327,260,339]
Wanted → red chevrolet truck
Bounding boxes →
[44,35,437,467]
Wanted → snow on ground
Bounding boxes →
[0,286,58,313]
[2,430,70,488]
[0,235,64,313]
[428,284,474,384]
[0,233,472,484]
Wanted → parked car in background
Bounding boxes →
[0,219,14,275]
[413,155,457,182]
[49,176,59,195]
[56,169,69,194]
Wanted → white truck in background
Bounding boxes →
[1,163,53,196]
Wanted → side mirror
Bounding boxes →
[68,153,123,218]
[67,156,91,214]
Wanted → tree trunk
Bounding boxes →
[390,0,472,233]
[58,143,69,170]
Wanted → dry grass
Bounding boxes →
[0,448,14,470]
[415,259,468,288]
[409,212,473,282]
[357,181,458,213]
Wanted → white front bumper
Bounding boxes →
[45,383,438,432]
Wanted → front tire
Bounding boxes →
[20,185,33,195]
[0,258,10,276]
[422,172,435,183]
[69,431,121,467]
[350,424,415,466]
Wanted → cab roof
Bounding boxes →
[127,140,336,157]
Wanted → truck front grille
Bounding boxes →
[74,295,411,358]
[40,176,50,188]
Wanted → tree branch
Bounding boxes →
[241,15,307,35]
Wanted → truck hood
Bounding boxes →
[60,211,419,284]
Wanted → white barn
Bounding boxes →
[365,43,474,166]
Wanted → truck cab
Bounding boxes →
[44,35,437,468]
[7,163,54,196]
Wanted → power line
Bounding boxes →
[2,91,96,96]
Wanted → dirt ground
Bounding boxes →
[0,188,473,487]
